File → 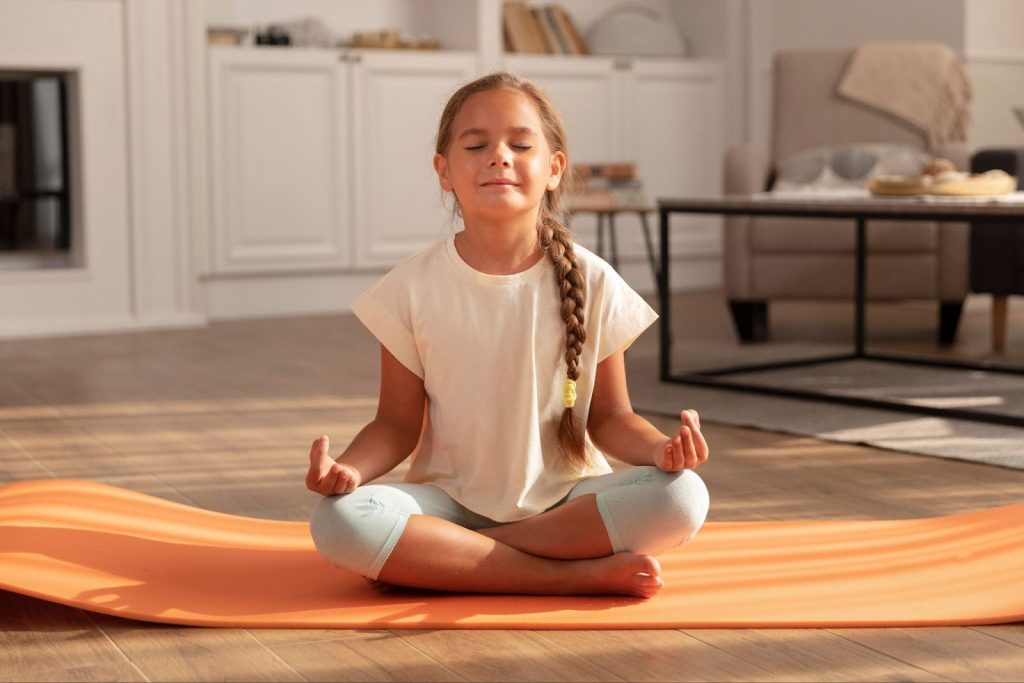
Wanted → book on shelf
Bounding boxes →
[551,5,589,55]
[502,1,547,54]
[573,162,637,183]
[534,8,568,54]
[503,3,588,55]
[569,163,650,210]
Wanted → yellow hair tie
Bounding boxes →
[562,378,577,408]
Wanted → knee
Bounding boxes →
[659,469,710,545]
[599,467,709,555]
[309,486,412,579]
[308,493,363,567]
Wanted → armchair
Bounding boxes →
[723,48,970,344]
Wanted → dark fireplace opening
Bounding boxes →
[0,71,73,268]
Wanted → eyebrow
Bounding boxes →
[457,126,537,139]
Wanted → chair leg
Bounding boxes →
[938,300,964,346]
[728,300,768,342]
[991,294,1008,353]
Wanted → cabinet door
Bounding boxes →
[208,47,350,274]
[628,59,725,256]
[350,50,478,268]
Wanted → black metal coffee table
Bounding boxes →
[657,192,1024,427]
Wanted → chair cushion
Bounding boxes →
[771,143,930,192]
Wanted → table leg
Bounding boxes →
[993,294,1008,353]
[639,211,660,289]
[854,217,867,357]
[659,208,671,381]
[608,213,620,270]
[596,213,605,260]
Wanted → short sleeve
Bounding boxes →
[594,265,659,362]
[350,278,424,379]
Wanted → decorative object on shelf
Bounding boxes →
[256,17,341,48]
[569,162,648,210]
[349,30,440,51]
[207,26,250,47]
[585,4,688,58]
[254,25,291,46]
[502,2,587,55]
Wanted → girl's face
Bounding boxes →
[434,88,565,225]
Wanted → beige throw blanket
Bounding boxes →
[837,42,971,150]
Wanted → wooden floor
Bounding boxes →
[2,292,1024,682]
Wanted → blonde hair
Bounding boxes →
[435,72,588,469]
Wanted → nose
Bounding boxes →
[489,143,512,168]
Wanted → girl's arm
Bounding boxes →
[586,348,708,471]
[306,345,426,495]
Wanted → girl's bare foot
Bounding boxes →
[573,552,663,598]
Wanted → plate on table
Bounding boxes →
[867,175,928,196]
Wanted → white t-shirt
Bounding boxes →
[350,233,657,522]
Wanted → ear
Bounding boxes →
[434,153,453,192]
[547,150,567,191]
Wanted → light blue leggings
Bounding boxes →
[310,466,710,580]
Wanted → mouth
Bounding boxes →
[481,179,519,187]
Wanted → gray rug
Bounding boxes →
[630,358,1024,470]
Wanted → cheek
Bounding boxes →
[519,155,551,184]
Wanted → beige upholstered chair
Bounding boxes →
[723,48,970,344]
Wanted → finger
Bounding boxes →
[679,426,698,469]
[672,434,685,470]
[321,469,342,496]
[692,425,709,464]
[310,434,329,460]
[660,443,673,471]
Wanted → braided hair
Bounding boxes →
[435,72,589,469]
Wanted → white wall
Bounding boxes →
[964,0,1024,150]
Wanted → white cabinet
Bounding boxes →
[349,50,478,268]
[208,47,477,275]
[208,47,351,274]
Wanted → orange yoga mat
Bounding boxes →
[1,479,1022,629]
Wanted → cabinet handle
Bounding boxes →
[614,57,632,70]
[338,52,362,64]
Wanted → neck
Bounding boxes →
[456,212,545,275]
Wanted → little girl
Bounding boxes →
[307,72,709,598]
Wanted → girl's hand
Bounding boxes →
[653,409,709,472]
[305,435,362,495]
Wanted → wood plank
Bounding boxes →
[264,630,463,682]
[830,626,1024,682]
[395,629,620,682]
[683,629,947,682]
[94,619,304,682]
[535,629,772,682]
[0,592,146,682]
[969,624,1024,647]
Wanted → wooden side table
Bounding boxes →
[567,200,660,286]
